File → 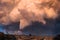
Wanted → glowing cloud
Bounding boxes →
[0,0,60,29]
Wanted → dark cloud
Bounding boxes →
[4,22,20,31]
[21,20,55,36]
[20,17,60,36]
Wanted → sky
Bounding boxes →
[0,0,60,36]
[0,25,4,32]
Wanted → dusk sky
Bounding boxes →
[0,0,60,36]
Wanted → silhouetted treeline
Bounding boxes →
[53,34,60,40]
[0,32,60,40]
[0,32,16,40]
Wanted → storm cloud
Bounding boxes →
[0,0,60,35]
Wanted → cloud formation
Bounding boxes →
[0,0,60,30]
